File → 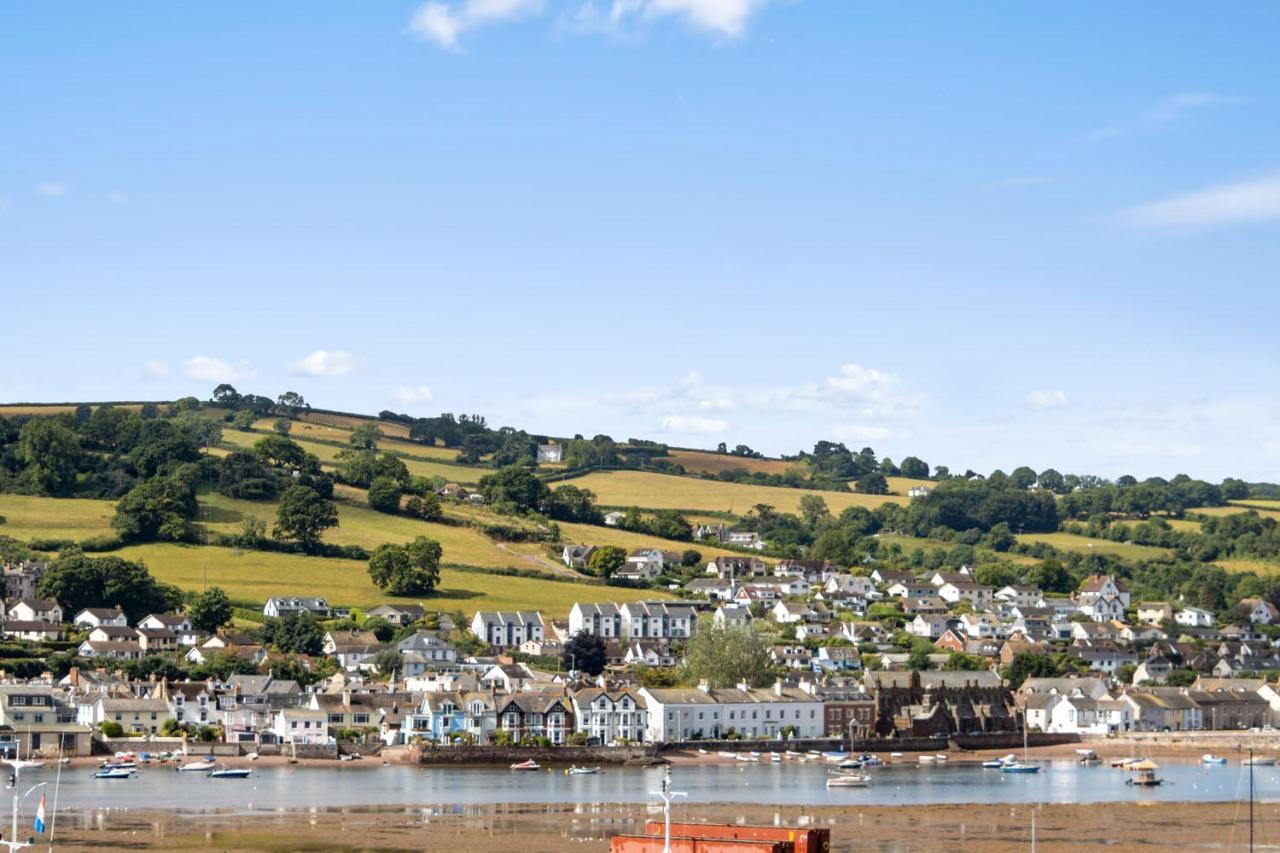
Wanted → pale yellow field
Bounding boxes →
[299,411,413,440]
[1015,532,1172,560]
[563,470,904,516]
[114,542,666,616]
[665,449,799,477]
[884,477,936,497]
[0,494,116,542]
[218,429,477,483]
[1194,506,1280,522]
[1216,559,1280,576]
[1230,499,1280,511]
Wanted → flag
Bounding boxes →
[33,792,45,834]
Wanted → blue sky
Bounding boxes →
[2,2,1278,480]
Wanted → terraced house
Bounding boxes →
[572,688,647,744]
[639,681,824,741]
[495,692,573,745]
[471,611,544,648]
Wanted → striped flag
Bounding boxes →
[33,792,45,834]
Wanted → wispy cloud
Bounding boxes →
[142,360,170,379]
[288,349,356,377]
[408,0,544,49]
[391,385,434,406]
[36,182,66,197]
[184,355,256,383]
[1080,92,1240,144]
[659,414,728,434]
[109,192,127,205]
[1026,389,1069,411]
[568,0,771,39]
[1120,171,1280,231]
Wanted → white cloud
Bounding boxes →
[829,423,892,442]
[391,385,434,406]
[36,182,65,197]
[408,0,544,49]
[288,349,356,377]
[570,0,770,38]
[184,356,256,383]
[1120,171,1280,231]
[109,192,126,205]
[1026,389,1069,410]
[659,415,728,434]
[142,360,170,379]
[1081,92,1239,143]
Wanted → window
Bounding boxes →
[353,714,369,724]
[33,715,43,724]
[11,714,22,723]
[328,714,343,724]
[10,698,25,706]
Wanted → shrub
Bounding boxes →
[99,721,124,738]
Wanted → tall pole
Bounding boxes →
[649,768,686,853]
[1250,747,1254,853]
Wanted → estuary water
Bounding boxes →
[21,757,1279,814]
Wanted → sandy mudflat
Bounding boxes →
[40,799,1280,851]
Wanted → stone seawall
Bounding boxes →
[413,745,660,766]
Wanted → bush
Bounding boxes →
[100,721,124,738]
[367,477,404,514]
[79,534,124,552]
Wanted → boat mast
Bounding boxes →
[1249,747,1254,853]
[649,768,686,853]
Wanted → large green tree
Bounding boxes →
[563,631,607,676]
[366,476,404,514]
[18,418,81,494]
[684,617,774,689]
[273,484,339,552]
[38,553,182,622]
[367,536,443,596]
[187,586,233,633]
[111,476,197,543]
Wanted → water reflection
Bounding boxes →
[29,758,1279,815]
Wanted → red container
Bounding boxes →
[644,822,831,853]
[611,835,787,852]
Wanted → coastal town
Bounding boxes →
[1,552,1279,763]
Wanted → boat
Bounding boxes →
[918,755,935,764]
[1077,749,1101,766]
[99,761,137,771]
[861,755,882,767]
[836,758,862,770]
[1111,757,1140,768]
[736,753,759,763]
[566,766,600,775]
[784,750,801,758]
[209,766,252,779]
[982,759,1006,769]
[510,759,541,771]
[717,751,738,759]
[93,767,135,779]
[1001,719,1039,774]
[769,753,781,763]
[1202,754,1228,765]
[934,754,948,762]
[822,751,850,762]
[177,760,217,772]
[1243,756,1276,766]
[1125,758,1163,787]
[826,772,872,788]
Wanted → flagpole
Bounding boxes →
[46,741,62,853]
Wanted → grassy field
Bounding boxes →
[665,449,798,477]
[113,542,664,615]
[218,428,478,484]
[0,494,116,542]
[1154,517,1203,533]
[1015,532,1172,560]
[883,477,935,497]
[564,470,904,517]
[1215,559,1280,576]
[1193,505,1280,522]
[1230,499,1280,511]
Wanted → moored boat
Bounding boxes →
[1243,756,1276,766]
[826,772,872,788]
[567,766,600,775]
[1202,754,1228,765]
[982,759,1006,769]
[177,760,217,772]
[1125,759,1163,786]
[94,767,135,779]
[209,766,252,779]
[510,759,541,771]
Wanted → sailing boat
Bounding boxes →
[1001,710,1040,773]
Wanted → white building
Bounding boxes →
[572,689,647,744]
[1176,607,1214,628]
[470,611,545,648]
[640,682,824,742]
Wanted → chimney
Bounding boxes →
[697,679,711,694]
[773,679,783,697]
[69,666,79,687]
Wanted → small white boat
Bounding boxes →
[99,761,137,771]
[1243,756,1277,766]
[769,753,781,763]
[890,752,904,758]
[1202,754,1228,765]
[836,758,862,769]
[736,753,759,763]
[784,751,801,758]
[697,748,708,755]
[566,766,600,775]
[982,759,1005,769]
[510,759,541,771]
[934,754,948,762]
[209,766,252,779]
[718,751,738,759]
[822,751,850,762]
[93,767,134,779]
[826,772,872,788]
[247,752,260,761]
[177,761,217,773]
[918,755,935,764]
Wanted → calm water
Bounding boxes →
[20,758,1280,814]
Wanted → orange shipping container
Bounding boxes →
[644,822,831,853]
[611,835,788,853]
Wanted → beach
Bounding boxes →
[42,799,1280,851]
